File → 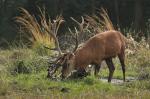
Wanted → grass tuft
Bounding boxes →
[15,7,55,54]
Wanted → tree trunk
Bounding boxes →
[114,0,120,30]
[91,0,95,15]
[134,0,144,34]
[58,0,65,14]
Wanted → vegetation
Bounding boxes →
[0,6,150,99]
[0,37,150,98]
[0,0,149,44]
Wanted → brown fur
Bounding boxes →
[74,30,125,68]
[62,30,126,82]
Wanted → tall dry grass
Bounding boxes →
[15,8,54,48]
[85,8,114,33]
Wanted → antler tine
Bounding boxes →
[81,16,84,25]
[43,26,62,56]
[70,16,84,33]
[68,27,78,52]
[43,16,63,56]
[73,27,79,52]
[70,17,85,52]
[53,16,64,35]
[68,28,74,36]
[52,17,64,56]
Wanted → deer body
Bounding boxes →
[74,30,125,68]
[46,16,126,83]
[62,30,126,82]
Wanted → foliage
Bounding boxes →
[0,35,150,98]
[0,5,150,99]
[125,34,150,80]
[85,8,114,34]
[15,8,55,54]
[13,60,32,74]
[1,0,150,45]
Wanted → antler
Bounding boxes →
[70,16,85,52]
[68,27,78,52]
[42,15,64,56]
[70,16,84,33]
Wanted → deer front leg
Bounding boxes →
[94,64,101,77]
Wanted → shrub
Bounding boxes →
[12,60,32,74]
[125,35,150,80]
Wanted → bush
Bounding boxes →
[14,60,32,74]
[9,54,49,75]
[12,60,32,74]
[125,35,150,80]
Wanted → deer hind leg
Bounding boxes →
[105,58,115,83]
[118,52,126,82]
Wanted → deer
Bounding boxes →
[46,16,126,83]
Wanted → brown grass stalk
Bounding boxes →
[85,8,115,33]
[15,7,54,48]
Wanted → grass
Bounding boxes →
[0,34,150,98]
[0,39,150,99]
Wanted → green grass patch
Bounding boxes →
[0,37,150,98]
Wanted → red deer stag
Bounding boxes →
[47,17,126,83]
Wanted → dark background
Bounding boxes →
[0,0,149,44]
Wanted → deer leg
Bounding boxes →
[105,58,115,83]
[118,52,126,82]
[94,64,101,77]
